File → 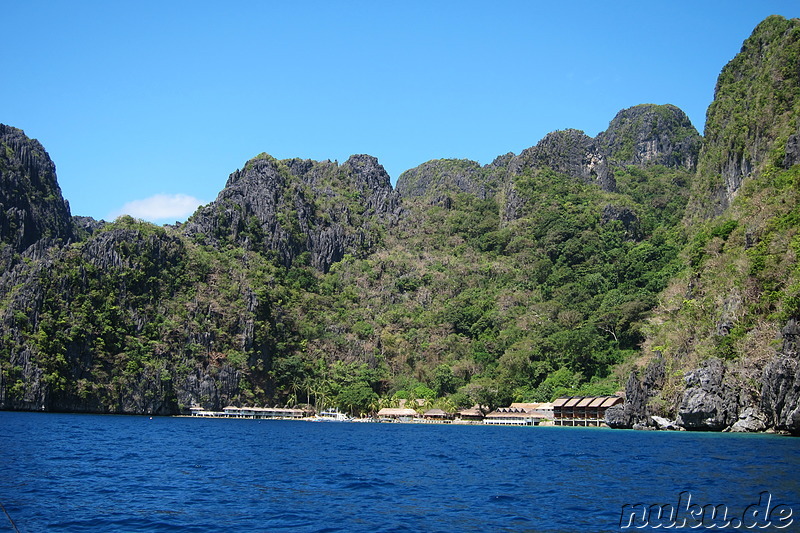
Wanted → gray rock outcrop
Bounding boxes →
[396,159,494,200]
[511,129,616,192]
[600,204,642,241]
[760,319,800,434]
[676,358,739,430]
[783,120,800,168]
[605,355,666,428]
[596,104,702,170]
[183,153,401,272]
[729,407,768,432]
[0,124,74,270]
[650,415,681,430]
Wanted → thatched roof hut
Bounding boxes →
[457,406,485,420]
[423,408,451,420]
[377,407,418,421]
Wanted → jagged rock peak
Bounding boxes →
[224,152,284,188]
[228,152,393,197]
[513,129,615,192]
[341,154,393,191]
[596,104,702,170]
[183,151,400,272]
[0,124,74,259]
[490,152,515,168]
[396,158,492,199]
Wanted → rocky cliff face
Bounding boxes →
[760,319,800,433]
[0,218,275,414]
[695,15,800,215]
[511,129,616,192]
[675,358,740,431]
[597,104,702,170]
[3,16,800,427]
[605,355,666,429]
[501,106,699,222]
[183,153,400,272]
[606,354,773,433]
[399,106,700,225]
[0,125,74,270]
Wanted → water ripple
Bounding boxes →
[0,413,798,533]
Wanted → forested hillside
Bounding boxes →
[1,16,799,433]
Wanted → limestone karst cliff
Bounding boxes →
[183,153,401,272]
[0,124,74,270]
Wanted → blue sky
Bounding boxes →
[3,1,798,223]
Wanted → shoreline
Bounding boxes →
[0,409,795,435]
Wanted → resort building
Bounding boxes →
[551,396,623,426]
[376,407,418,422]
[456,406,486,422]
[511,402,554,419]
[483,403,554,426]
[422,408,452,422]
[484,407,539,426]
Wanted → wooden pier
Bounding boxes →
[189,406,313,419]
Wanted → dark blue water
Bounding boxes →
[1,412,798,532]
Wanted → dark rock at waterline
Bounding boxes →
[676,358,738,431]
[605,355,665,429]
[650,415,681,431]
[760,319,800,434]
[729,407,768,432]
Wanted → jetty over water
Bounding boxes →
[189,406,313,419]
[483,402,554,426]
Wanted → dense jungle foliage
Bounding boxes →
[0,149,694,414]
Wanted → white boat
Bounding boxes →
[312,408,351,422]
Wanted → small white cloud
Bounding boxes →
[110,193,204,223]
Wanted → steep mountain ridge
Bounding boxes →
[398,103,700,226]
[511,129,615,192]
[396,158,496,200]
[692,14,800,217]
[597,104,701,170]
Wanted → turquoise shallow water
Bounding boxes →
[1,412,798,532]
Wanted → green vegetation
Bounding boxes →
[0,151,696,413]
[247,158,694,412]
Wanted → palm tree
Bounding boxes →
[378,396,394,410]
[367,396,381,416]
[286,393,298,408]
[416,397,434,415]
[288,379,302,407]
[435,396,457,416]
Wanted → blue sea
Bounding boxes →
[1,412,798,532]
